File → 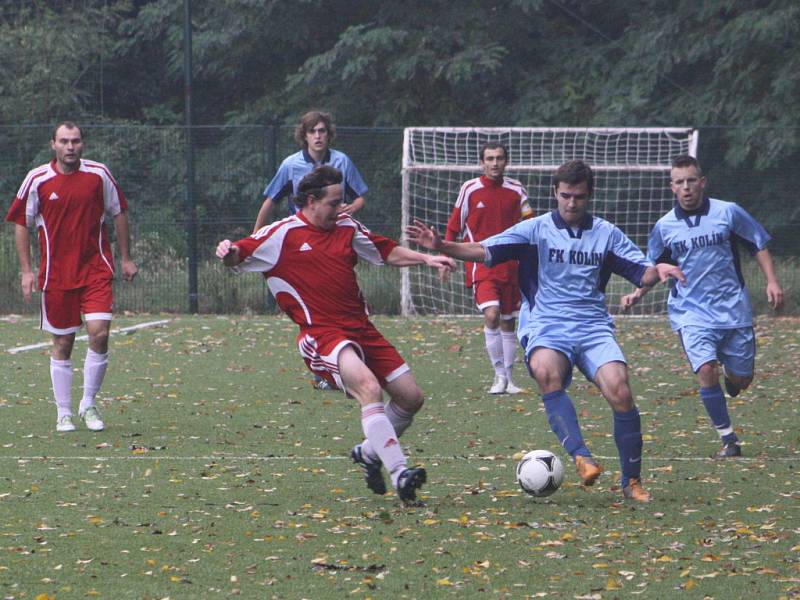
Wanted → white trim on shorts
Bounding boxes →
[84,312,113,322]
[385,363,411,383]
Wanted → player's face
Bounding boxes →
[554,181,591,226]
[307,184,344,230]
[50,126,83,173]
[670,166,706,211]
[481,148,507,180]
[305,122,329,155]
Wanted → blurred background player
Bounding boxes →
[444,142,533,394]
[253,110,368,228]
[621,154,783,458]
[218,166,454,502]
[5,121,138,432]
[407,160,685,502]
[253,110,369,390]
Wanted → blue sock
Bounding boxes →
[613,407,643,488]
[542,390,589,458]
[700,385,738,444]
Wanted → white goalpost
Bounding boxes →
[401,127,699,316]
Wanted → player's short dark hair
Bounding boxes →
[480,141,509,161]
[294,111,336,148]
[552,160,594,194]
[293,165,343,208]
[51,121,83,141]
[671,154,703,176]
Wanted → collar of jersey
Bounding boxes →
[673,196,710,219]
[551,209,593,232]
[302,148,332,164]
[480,175,504,187]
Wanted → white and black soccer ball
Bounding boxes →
[516,450,564,497]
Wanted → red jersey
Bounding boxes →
[445,175,530,287]
[5,159,128,291]
[232,212,398,331]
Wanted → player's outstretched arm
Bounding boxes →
[216,240,242,267]
[385,245,456,273]
[13,224,35,303]
[405,219,486,263]
[754,248,784,310]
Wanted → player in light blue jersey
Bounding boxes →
[408,160,685,502]
[622,155,784,458]
[253,111,368,230]
[253,111,369,391]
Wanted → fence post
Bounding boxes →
[184,0,198,313]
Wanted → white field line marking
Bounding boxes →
[7,319,171,354]
[0,454,797,462]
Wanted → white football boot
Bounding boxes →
[80,406,105,431]
[489,374,508,394]
[56,415,76,433]
[505,378,524,394]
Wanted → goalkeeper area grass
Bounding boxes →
[1,314,798,598]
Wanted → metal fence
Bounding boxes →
[1,125,798,315]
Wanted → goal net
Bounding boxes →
[401,127,698,316]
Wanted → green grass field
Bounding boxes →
[1,315,798,599]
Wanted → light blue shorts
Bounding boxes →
[521,321,626,388]
[677,325,755,376]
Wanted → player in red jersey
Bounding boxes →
[444,142,533,395]
[5,122,138,433]
[216,165,454,502]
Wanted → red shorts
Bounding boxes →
[41,280,113,335]
[474,279,520,319]
[297,321,410,391]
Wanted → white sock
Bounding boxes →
[484,326,505,377]
[501,331,518,381]
[385,401,415,437]
[361,403,407,484]
[50,358,73,418]
[80,349,108,414]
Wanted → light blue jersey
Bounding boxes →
[482,211,650,340]
[648,198,770,330]
[263,148,368,216]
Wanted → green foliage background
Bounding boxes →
[1,1,798,314]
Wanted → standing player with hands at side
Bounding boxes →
[218,166,455,503]
[621,155,783,458]
[445,142,533,394]
[5,121,138,433]
[408,160,685,502]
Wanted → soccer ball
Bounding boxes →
[516,450,564,497]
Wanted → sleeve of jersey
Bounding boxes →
[231,232,280,273]
[445,182,470,241]
[342,157,369,198]
[482,220,534,266]
[607,227,651,286]
[729,203,771,254]
[4,197,28,226]
[647,225,674,265]
[263,162,292,202]
[103,171,127,216]
[444,204,463,242]
[351,223,398,265]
